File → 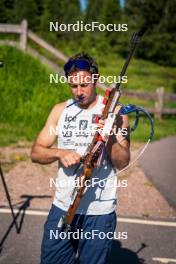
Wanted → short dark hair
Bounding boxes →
[64,52,98,77]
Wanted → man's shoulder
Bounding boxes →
[48,101,68,124]
[52,101,67,112]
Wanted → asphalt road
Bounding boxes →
[0,210,176,264]
[139,136,176,209]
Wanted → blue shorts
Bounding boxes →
[41,204,116,264]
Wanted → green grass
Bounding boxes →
[0,45,175,147]
[0,45,71,145]
[99,54,176,94]
[129,115,176,142]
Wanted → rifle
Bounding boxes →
[59,27,154,231]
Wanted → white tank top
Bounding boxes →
[53,95,118,215]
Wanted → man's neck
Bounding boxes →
[78,94,98,109]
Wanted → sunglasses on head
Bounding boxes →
[64,59,93,73]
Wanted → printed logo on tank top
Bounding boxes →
[57,96,104,154]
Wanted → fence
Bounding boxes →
[0,20,176,119]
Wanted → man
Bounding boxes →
[31,52,130,264]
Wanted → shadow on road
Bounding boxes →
[0,194,51,254]
[109,240,147,264]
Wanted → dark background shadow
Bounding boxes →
[0,194,51,254]
[109,240,147,264]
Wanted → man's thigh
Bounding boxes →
[40,204,76,264]
[78,211,117,264]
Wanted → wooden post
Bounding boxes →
[20,20,28,50]
[155,87,164,119]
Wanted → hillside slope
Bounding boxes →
[0,45,70,145]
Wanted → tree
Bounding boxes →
[124,0,176,66]
[0,0,15,22]
[100,0,122,47]
[83,0,123,52]
[13,0,39,30]
[40,0,81,41]
[84,0,100,22]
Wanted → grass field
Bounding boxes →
[0,45,175,146]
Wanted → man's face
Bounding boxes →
[68,71,97,106]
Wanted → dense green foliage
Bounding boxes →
[0,0,176,66]
[125,0,176,66]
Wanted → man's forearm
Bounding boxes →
[31,145,60,164]
[110,142,130,170]
[106,133,130,170]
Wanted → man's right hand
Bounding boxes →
[57,149,81,168]
[31,103,82,166]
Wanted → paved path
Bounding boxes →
[139,136,176,209]
[0,209,176,264]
